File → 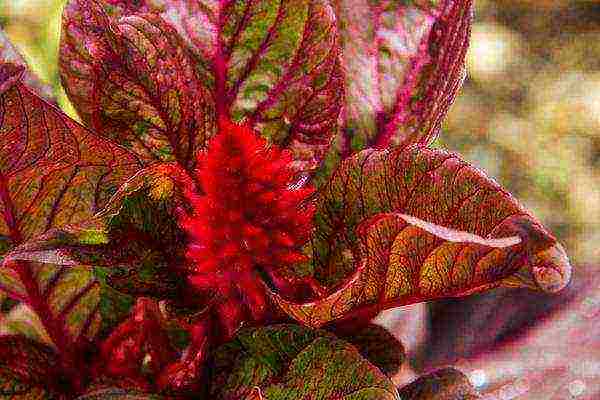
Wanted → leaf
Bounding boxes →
[60,0,343,174]
[0,63,141,355]
[0,335,64,398]
[0,31,56,102]
[4,163,189,298]
[60,0,215,169]
[269,146,571,328]
[0,63,141,247]
[98,298,177,388]
[2,162,195,339]
[211,324,399,400]
[397,368,481,400]
[332,0,473,153]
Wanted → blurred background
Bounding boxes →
[1,0,599,399]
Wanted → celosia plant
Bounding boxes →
[0,0,572,398]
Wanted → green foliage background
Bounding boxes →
[1,0,598,269]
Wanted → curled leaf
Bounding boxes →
[270,146,571,328]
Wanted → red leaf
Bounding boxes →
[331,0,472,155]
[60,0,215,169]
[269,146,571,328]
[0,64,141,244]
[0,63,141,379]
[59,0,343,174]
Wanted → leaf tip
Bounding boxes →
[530,242,572,293]
[503,242,572,294]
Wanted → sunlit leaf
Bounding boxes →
[333,0,472,152]
[0,303,53,346]
[211,324,399,400]
[312,0,473,186]
[270,146,571,327]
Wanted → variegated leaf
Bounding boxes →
[270,146,571,328]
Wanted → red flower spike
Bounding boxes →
[179,118,315,333]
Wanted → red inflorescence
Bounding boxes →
[179,118,315,337]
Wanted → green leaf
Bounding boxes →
[0,62,141,351]
[314,0,473,186]
[211,324,399,400]
[1,163,188,341]
[0,303,53,346]
[331,0,472,151]
[4,163,188,299]
[0,64,141,250]
[60,1,215,169]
